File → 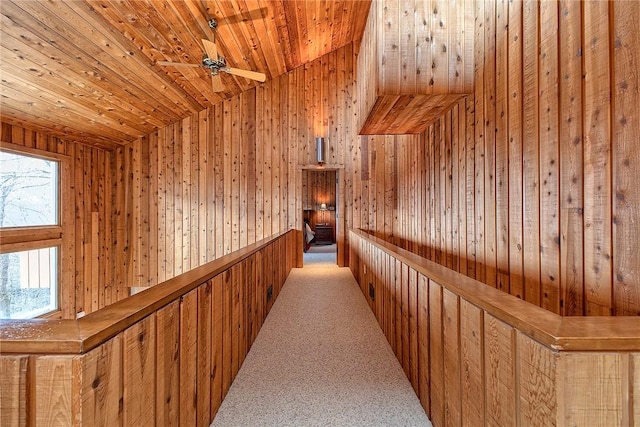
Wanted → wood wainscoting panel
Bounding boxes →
[0,356,28,427]
[557,352,625,426]
[483,313,516,427]
[634,353,640,426]
[222,269,233,397]
[417,273,430,413]
[408,267,419,392]
[180,290,198,426]
[442,288,462,426]
[79,336,122,427]
[156,301,180,426]
[33,356,77,426]
[460,299,484,426]
[400,263,410,378]
[197,282,213,427]
[123,315,156,427]
[517,332,557,426]
[211,274,224,416]
[428,279,445,426]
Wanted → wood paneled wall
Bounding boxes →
[118,43,358,287]
[356,101,476,285]
[358,1,640,316]
[0,123,125,318]
[350,230,640,426]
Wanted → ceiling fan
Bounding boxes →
[156,19,266,92]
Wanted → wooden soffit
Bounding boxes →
[357,0,474,135]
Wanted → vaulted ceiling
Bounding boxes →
[0,0,371,149]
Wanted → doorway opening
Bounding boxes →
[302,168,339,267]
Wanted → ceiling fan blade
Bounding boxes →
[156,61,201,68]
[223,67,266,82]
[211,74,224,92]
[202,39,218,60]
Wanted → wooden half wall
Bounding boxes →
[357,0,640,316]
[350,229,640,426]
[0,230,296,426]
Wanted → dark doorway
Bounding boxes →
[302,169,338,262]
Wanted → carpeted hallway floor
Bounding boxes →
[304,243,338,266]
[211,250,432,427]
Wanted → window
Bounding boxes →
[0,247,58,318]
[0,148,61,319]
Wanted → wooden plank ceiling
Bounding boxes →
[0,0,371,149]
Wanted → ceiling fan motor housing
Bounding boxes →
[202,55,226,70]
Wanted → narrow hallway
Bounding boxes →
[211,256,432,426]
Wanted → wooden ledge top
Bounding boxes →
[0,230,292,355]
[351,229,640,352]
[0,319,82,353]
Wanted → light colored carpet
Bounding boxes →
[304,244,337,267]
[211,262,432,427]
[307,243,338,254]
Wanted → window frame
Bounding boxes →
[0,142,70,319]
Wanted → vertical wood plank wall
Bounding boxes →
[0,124,122,318]
[357,1,640,316]
[0,231,296,427]
[350,231,640,426]
[117,43,358,289]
